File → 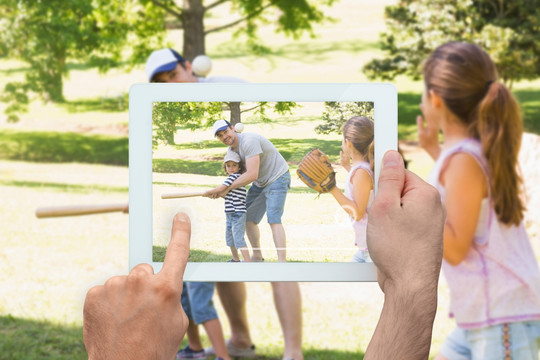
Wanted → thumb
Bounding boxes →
[374,150,405,210]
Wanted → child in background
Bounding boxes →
[329,116,374,263]
[417,42,540,359]
[204,151,251,262]
[176,282,230,360]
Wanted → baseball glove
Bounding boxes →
[297,148,336,194]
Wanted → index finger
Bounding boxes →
[158,212,191,289]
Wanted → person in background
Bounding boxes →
[417,41,540,359]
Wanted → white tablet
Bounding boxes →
[129,83,397,281]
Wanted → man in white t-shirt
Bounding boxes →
[145,49,303,360]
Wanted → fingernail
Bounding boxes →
[383,150,401,168]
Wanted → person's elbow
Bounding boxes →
[246,171,258,183]
[443,247,468,266]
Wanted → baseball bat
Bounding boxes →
[161,191,206,199]
[36,202,129,218]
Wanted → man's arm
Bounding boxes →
[212,155,259,199]
[365,150,445,359]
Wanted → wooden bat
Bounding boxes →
[161,191,206,199]
[35,202,129,218]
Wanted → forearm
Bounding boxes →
[228,172,257,190]
[424,144,441,161]
[329,187,365,220]
[206,184,228,195]
[365,282,438,360]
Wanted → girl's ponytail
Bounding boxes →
[475,81,525,225]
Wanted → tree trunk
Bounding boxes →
[182,0,205,61]
[228,102,241,125]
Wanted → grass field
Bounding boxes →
[1,0,539,358]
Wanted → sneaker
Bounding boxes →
[227,258,240,263]
[176,345,206,359]
[205,339,256,358]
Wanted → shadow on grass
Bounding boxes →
[0,315,86,360]
[154,246,318,263]
[0,179,128,194]
[0,130,128,166]
[211,38,378,63]
[156,138,342,175]
[61,94,129,113]
[397,89,540,139]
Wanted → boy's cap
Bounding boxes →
[224,151,240,163]
[213,119,231,136]
[145,48,185,81]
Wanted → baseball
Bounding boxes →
[234,123,244,133]
[192,55,212,77]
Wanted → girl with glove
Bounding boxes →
[329,116,374,263]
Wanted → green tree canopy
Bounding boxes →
[0,0,164,121]
[363,0,540,86]
[152,101,297,146]
[0,0,336,122]
[315,102,374,135]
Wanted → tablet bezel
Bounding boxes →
[129,83,397,281]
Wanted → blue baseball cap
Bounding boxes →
[213,119,231,136]
[145,48,185,81]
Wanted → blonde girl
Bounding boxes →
[418,42,540,359]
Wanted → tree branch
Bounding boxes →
[151,0,183,19]
[204,3,273,35]
[204,0,229,12]
[240,104,265,113]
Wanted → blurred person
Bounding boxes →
[417,42,540,359]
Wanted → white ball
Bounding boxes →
[192,55,212,77]
[234,123,244,133]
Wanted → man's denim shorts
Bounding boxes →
[226,211,247,248]
[246,171,290,224]
[439,321,540,360]
[180,282,218,325]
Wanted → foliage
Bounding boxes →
[363,0,540,85]
[152,101,297,145]
[0,0,165,121]
[315,102,374,135]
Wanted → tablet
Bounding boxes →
[129,83,397,281]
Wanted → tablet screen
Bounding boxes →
[129,83,397,281]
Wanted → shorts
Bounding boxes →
[439,321,540,360]
[246,171,290,225]
[225,212,247,248]
[180,282,218,325]
[351,249,372,263]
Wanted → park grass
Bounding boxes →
[0,130,128,165]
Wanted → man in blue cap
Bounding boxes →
[145,48,244,83]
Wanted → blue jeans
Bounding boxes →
[246,171,290,224]
[440,321,540,360]
[180,282,218,325]
[225,212,247,248]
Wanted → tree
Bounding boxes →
[152,101,297,146]
[1,0,336,122]
[363,0,540,86]
[149,0,337,61]
[0,0,165,121]
[315,102,374,135]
